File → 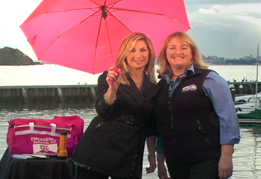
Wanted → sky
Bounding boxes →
[0,0,261,61]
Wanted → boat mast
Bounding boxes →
[255,44,259,109]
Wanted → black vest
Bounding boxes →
[156,67,221,162]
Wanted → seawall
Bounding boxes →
[0,82,260,104]
[0,85,96,104]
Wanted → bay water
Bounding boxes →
[0,64,259,86]
[0,64,261,178]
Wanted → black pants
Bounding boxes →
[74,166,136,179]
[167,157,220,179]
[74,166,112,179]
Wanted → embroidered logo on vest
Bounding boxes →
[181,84,197,93]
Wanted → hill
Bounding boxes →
[0,47,35,65]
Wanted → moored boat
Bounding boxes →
[235,92,261,105]
[235,94,261,124]
[237,109,261,124]
[236,44,261,124]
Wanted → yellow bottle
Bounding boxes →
[57,131,68,159]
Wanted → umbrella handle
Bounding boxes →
[108,67,119,86]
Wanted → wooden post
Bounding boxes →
[21,88,29,104]
[57,87,64,103]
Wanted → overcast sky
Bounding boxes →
[0,0,260,61]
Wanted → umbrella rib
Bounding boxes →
[43,7,98,14]
[92,14,114,73]
[44,1,102,14]
[104,20,114,66]
[41,1,103,14]
[38,10,103,64]
[106,8,189,34]
[111,8,183,23]
[92,15,103,74]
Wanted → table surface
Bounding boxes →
[0,148,74,179]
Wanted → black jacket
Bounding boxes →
[73,71,160,179]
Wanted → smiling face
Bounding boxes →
[126,40,149,71]
[166,37,193,71]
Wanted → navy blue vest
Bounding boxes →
[156,68,221,162]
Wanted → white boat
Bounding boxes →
[235,92,261,113]
[236,44,261,122]
[235,92,261,105]
[236,96,261,123]
[235,101,261,113]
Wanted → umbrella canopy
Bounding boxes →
[20,0,190,74]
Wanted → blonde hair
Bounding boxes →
[115,32,157,85]
[157,31,208,76]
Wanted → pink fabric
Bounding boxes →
[20,0,190,74]
[7,115,84,157]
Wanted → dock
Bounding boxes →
[239,118,261,125]
[0,85,97,103]
[230,81,261,95]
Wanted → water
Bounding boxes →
[0,64,100,86]
[0,64,261,178]
[0,64,259,86]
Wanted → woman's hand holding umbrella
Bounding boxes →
[107,67,121,87]
[104,67,121,105]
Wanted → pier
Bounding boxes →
[0,82,260,104]
[0,85,97,104]
[229,81,261,95]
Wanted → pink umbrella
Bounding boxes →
[20,0,190,74]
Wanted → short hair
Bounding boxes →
[157,31,208,76]
[115,32,157,84]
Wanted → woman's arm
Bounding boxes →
[204,72,239,179]
[95,69,121,117]
[146,135,156,173]
[204,72,240,144]
[157,153,170,179]
[218,144,234,179]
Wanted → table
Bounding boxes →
[0,148,74,179]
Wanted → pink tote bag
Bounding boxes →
[7,115,84,157]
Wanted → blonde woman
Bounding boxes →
[155,31,240,179]
[73,32,160,179]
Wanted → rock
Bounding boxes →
[0,47,35,65]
